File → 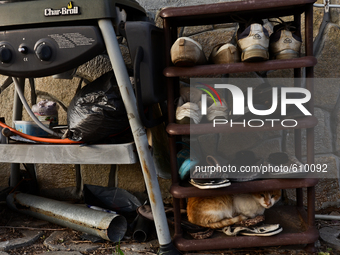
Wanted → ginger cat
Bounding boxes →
[187,190,281,229]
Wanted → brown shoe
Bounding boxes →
[170,37,207,66]
[209,43,240,64]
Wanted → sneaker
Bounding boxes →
[223,224,282,236]
[170,37,207,66]
[176,98,202,124]
[270,19,302,60]
[209,43,240,64]
[205,97,228,122]
[176,86,203,124]
[237,21,270,62]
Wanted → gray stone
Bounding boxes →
[319,227,340,251]
[43,231,100,252]
[0,252,9,255]
[285,107,333,156]
[190,27,237,62]
[40,252,82,255]
[315,78,340,111]
[250,138,282,161]
[120,239,158,254]
[0,230,43,251]
[315,24,340,78]
[286,154,340,210]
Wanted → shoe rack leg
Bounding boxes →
[97,19,175,249]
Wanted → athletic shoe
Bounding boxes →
[270,19,302,60]
[209,43,240,64]
[170,37,207,66]
[237,21,270,62]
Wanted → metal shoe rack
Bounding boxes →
[160,0,319,252]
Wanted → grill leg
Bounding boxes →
[98,19,180,254]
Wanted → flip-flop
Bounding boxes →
[240,225,283,236]
[223,224,282,236]
[266,152,307,178]
[189,178,231,189]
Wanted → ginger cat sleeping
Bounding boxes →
[187,190,281,229]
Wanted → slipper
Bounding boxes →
[266,152,307,178]
[189,178,231,189]
[223,224,282,236]
[167,216,214,239]
[240,224,283,236]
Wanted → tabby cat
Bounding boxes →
[187,190,281,229]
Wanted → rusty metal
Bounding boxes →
[170,179,318,199]
[164,56,317,78]
[159,0,315,27]
[166,116,318,135]
[174,228,319,251]
[7,192,127,242]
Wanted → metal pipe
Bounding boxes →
[315,214,340,220]
[97,19,172,246]
[7,192,127,242]
[314,3,340,8]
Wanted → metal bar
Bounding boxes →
[97,19,172,246]
[314,3,340,8]
[7,192,126,242]
[10,78,25,187]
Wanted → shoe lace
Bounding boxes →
[268,17,297,32]
[230,14,263,29]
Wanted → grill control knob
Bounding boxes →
[35,43,52,61]
[0,47,12,63]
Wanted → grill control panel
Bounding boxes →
[0,26,105,77]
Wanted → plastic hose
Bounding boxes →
[0,120,81,144]
[12,77,62,138]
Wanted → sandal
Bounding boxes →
[222,223,282,236]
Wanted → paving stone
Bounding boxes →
[120,239,159,254]
[319,227,340,251]
[43,231,100,253]
[0,230,43,251]
[40,252,83,255]
[0,252,9,255]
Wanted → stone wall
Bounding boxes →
[0,0,339,211]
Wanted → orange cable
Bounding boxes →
[0,121,82,144]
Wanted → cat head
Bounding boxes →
[252,189,282,209]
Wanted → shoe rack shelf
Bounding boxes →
[160,0,318,252]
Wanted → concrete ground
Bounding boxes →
[0,201,338,255]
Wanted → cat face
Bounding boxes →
[253,190,282,209]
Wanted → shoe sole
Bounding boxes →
[240,227,283,236]
[242,48,269,62]
[274,50,299,60]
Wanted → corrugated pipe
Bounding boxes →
[7,192,127,242]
